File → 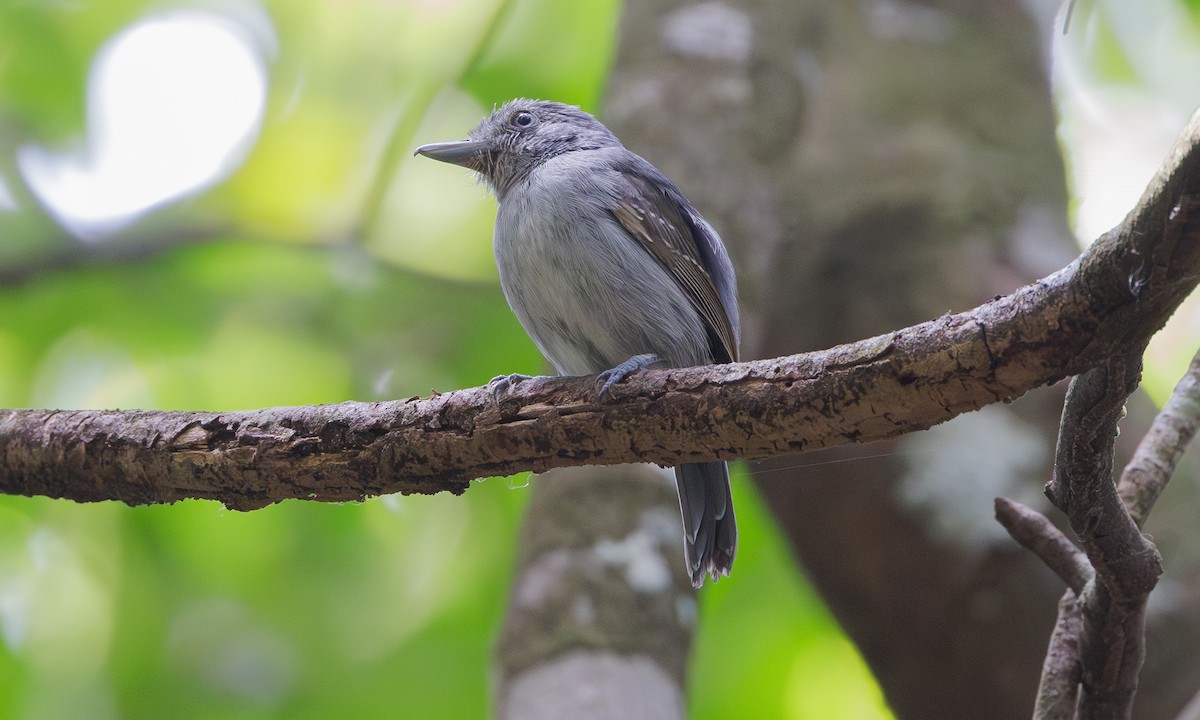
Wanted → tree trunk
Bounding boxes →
[493,465,695,719]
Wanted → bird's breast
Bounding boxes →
[493,168,711,376]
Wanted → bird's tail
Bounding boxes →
[674,461,737,588]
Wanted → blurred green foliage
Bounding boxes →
[0,1,892,718]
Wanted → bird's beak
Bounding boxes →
[413,139,491,169]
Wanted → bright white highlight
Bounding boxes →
[19,11,268,238]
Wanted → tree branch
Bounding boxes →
[1047,358,1161,605]
[0,223,228,288]
[2,111,1200,510]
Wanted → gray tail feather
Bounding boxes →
[674,461,737,588]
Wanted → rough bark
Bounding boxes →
[1047,360,1158,719]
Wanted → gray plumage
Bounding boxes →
[416,99,739,588]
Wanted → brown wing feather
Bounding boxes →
[610,177,738,363]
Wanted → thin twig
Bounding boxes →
[1118,348,1200,526]
[1034,591,1085,720]
[994,498,1092,594]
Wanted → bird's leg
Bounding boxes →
[596,353,661,401]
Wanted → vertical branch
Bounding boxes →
[1046,358,1162,605]
[1043,357,1162,719]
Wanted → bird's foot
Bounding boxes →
[487,372,536,403]
[596,353,661,401]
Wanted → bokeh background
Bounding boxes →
[0,0,1197,718]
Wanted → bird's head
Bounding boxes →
[415,99,621,196]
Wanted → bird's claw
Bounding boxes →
[596,353,660,401]
[487,372,535,403]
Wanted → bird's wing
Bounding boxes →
[607,158,739,363]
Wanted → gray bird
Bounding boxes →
[415,99,739,588]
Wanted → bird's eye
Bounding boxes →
[511,111,537,128]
